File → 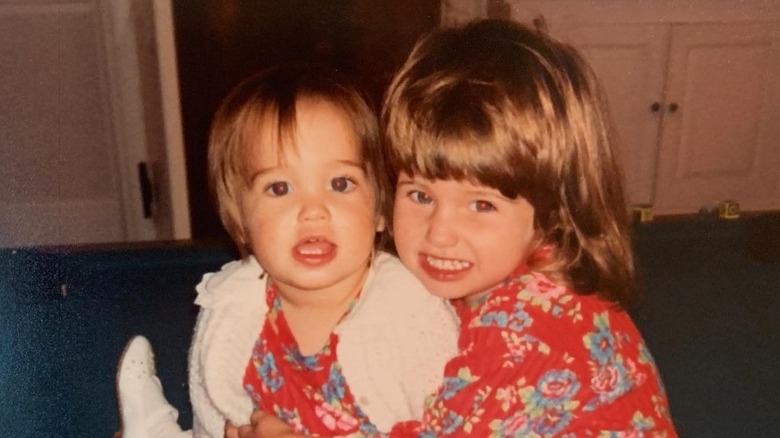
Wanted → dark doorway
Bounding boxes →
[172,1,440,247]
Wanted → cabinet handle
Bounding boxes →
[650,102,661,113]
[668,103,679,113]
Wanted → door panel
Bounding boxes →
[0,0,189,247]
[654,23,780,214]
[0,1,125,247]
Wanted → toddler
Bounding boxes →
[116,64,458,438]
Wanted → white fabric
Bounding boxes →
[155,251,458,437]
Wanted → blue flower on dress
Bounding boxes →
[322,364,347,403]
[283,345,321,371]
[441,411,465,435]
[440,375,471,400]
[479,310,509,327]
[532,369,580,407]
[508,302,532,332]
[257,351,283,392]
[584,313,616,366]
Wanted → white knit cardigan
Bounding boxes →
[187,251,459,437]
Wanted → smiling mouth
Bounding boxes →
[419,253,473,281]
[424,255,472,271]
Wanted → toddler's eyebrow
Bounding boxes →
[335,159,364,169]
[248,159,365,182]
[248,167,276,184]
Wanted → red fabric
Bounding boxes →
[390,267,678,437]
[243,283,380,436]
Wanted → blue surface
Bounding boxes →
[630,214,780,437]
[0,245,232,437]
[0,213,778,436]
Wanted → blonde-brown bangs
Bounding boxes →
[387,81,544,200]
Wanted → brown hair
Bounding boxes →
[383,19,635,308]
[209,64,392,257]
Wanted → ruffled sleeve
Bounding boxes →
[189,257,269,437]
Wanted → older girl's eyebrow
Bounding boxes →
[396,179,421,188]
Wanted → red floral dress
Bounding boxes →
[243,283,381,436]
[391,266,678,437]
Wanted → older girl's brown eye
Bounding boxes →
[471,200,496,212]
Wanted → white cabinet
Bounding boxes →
[556,22,780,214]
[441,0,780,216]
[653,23,780,215]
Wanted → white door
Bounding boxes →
[554,24,670,206]
[0,0,189,248]
[653,22,780,214]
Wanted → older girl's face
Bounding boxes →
[238,99,383,297]
[393,173,537,304]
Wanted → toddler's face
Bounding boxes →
[238,99,382,296]
[393,173,537,304]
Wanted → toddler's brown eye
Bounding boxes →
[266,181,290,196]
[331,177,354,193]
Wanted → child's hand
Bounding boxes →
[224,411,304,438]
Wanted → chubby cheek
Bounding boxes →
[239,202,286,255]
[242,220,277,259]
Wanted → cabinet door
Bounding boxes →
[654,22,780,214]
[555,24,670,206]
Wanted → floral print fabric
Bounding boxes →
[391,266,677,437]
[243,283,381,437]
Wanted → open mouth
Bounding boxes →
[293,236,337,266]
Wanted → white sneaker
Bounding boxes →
[116,335,180,438]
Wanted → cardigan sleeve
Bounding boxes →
[189,258,268,437]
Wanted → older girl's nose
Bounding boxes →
[425,206,458,247]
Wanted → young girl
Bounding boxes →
[115,64,459,437]
[379,19,678,436]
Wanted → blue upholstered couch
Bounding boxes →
[1,214,779,437]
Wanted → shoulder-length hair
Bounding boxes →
[383,19,635,308]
